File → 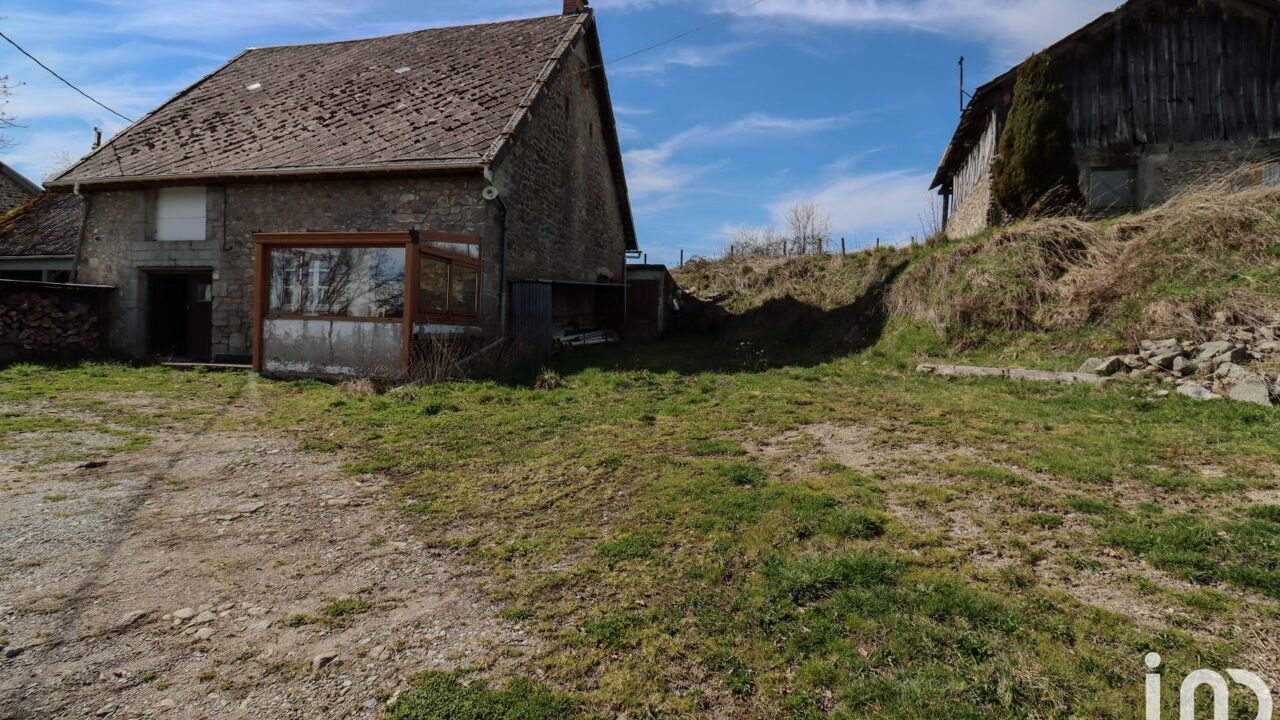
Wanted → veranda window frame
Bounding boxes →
[253,231,414,377]
[252,230,484,379]
[415,231,482,325]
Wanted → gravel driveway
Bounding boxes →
[0,392,536,719]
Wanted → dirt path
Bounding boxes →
[0,394,537,719]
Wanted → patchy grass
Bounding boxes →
[3,329,1278,717]
[388,672,581,720]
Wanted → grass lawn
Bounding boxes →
[2,323,1278,718]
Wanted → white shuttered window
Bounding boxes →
[156,187,207,241]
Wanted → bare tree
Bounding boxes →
[784,202,832,255]
[0,76,15,151]
[918,193,946,244]
[728,226,787,257]
[45,151,77,182]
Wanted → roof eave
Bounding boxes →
[45,159,487,191]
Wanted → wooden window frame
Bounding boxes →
[251,230,483,379]
[414,231,482,326]
[253,231,416,377]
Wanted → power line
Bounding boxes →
[0,30,134,123]
[604,0,769,66]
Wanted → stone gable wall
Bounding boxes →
[0,171,36,216]
[491,38,629,284]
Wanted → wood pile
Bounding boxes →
[0,290,101,356]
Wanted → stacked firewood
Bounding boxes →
[0,290,101,356]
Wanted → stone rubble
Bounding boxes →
[1078,325,1280,406]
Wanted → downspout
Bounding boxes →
[496,195,509,333]
[483,166,510,334]
[70,184,92,283]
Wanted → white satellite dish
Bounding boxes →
[482,186,500,201]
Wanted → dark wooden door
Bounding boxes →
[186,275,212,361]
[626,279,660,339]
[147,272,212,361]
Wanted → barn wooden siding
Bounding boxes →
[992,1,1280,150]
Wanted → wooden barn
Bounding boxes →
[932,0,1280,239]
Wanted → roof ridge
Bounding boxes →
[244,14,567,52]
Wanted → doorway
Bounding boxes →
[146,271,212,361]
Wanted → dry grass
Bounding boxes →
[676,249,908,315]
[336,378,376,398]
[1052,181,1280,344]
[889,179,1280,347]
[888,217,1098,333]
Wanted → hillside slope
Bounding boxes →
[675,184,1280,364]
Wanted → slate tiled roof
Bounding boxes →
[52,15,582,185]
[0,193,83,258]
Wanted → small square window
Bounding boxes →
[156,187,207,241]
[1089,168,1136,211]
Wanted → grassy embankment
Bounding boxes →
[2,185,1279,718]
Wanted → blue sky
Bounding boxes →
[0,0,1119,264]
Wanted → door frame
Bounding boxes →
[143,267,214,361]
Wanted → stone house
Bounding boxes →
[46,0,636,377]
[0,162,40,216]
[0,193,82,282]
[932,0,1280,239]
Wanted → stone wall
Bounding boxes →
[1077,140,1280,210]
[491,38,629,285]
[0,171,36,216]
[75,29,632,364]
[947,139,1280,239]
[946,169,997,240]
[78,176,493,359]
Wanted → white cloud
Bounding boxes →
[719,0,1122,64]
[623,110,860,207]
[85,0,366,41]
[767,169,938,247]
[612,41,750,76]
[1,128,97,184]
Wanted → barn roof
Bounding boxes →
[48,14,582,183]
[930,0,1280,190]
[0,193,83,258]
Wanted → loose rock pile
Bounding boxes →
[1078,326,1280,406]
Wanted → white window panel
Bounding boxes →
[156,187,207,241]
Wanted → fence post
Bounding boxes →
[841,238,846,256]
[875,237,880,251]
[679,249,684,267]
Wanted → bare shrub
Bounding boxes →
[408,334,470,384]
[784,202,832,256]
[405,334,522,385]
[534,369,566,390]
[726,203,834,258]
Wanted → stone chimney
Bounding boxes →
[563,0,589,14]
